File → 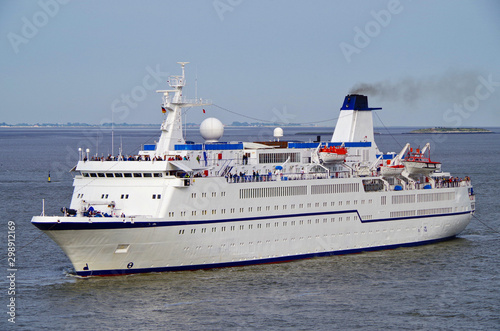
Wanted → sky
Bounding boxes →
[1,0,500,127]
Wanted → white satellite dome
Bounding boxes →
[200,117,224,142]
[274,127,283,141]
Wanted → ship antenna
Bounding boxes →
[111,108,114,156]
[195,66,198,100]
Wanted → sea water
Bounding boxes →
[0,126,499,330]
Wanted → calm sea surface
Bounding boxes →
[0,126,499,330]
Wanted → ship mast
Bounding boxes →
[155,62,210,154]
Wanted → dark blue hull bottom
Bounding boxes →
[75,235,458,277]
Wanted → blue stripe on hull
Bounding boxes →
[33,211,472,231]
[75,235,457,277]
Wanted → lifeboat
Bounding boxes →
[402,148,441,175]
[318,145,347,163]
[380,160,404,177]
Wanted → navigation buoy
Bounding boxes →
[48,171,51,182]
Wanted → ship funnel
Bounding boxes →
[331,94,381,153]
[341,94,381,111]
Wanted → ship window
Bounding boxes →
[101,194,105,199]
[240,225,244,230]
[274,222,279,227]
[315,203,320,207]
[192,211,196,216]
[202,193,207,197]
[114,173,123,177]
[221,226,226,231]
[323,202,327,207]
[143,173,152,177]
[157,194,161,199]
[331,202,335,206]
[212,192,216,197]
[257,207,261,211]
[153,173,162,177]
[98,173,105,177]
[124,173,132,178]
[120,194,124,199]
[82,173,89,177]
[191,193,196,198]
[249,224,253,229]
[266,223,270,228]
[178,229,184,234]
[231,226,235,231]
[191,229,196,234]
[248,207,252,212]
[125,194,129,199]
[291,221,295,225]
[152,194,156,199]
[212,227,216,232]
[133,173,142,178]
[231,208,235,213]
[105,173,114,178]
[212,209,216,214]
[315,219,319,224]
[240,208,244,212]
[307,203,311,208]
[201,228,206,233]
[257,224,262,229]
[299,204,304,208]
[90,173,97,177]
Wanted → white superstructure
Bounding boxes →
[32,63,475,277]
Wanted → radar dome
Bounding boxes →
[274,127,283,141]
[200,117,224,142]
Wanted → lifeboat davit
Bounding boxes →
[319,145,347,163]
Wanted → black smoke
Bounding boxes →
[349,71,480,105]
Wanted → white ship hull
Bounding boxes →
[32,178,473,276]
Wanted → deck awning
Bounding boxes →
[168,161,194,173]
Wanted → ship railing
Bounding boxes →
[385,178,472,192]
[226,172,349,183]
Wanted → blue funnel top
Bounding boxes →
[341,94,381,111]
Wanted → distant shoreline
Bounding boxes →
[408,127,493,134]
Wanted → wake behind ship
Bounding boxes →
[32,63,475,277]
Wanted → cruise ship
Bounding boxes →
[32,63,475,277]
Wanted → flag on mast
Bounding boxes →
[162,107,166,113]
[202,109,206,114]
